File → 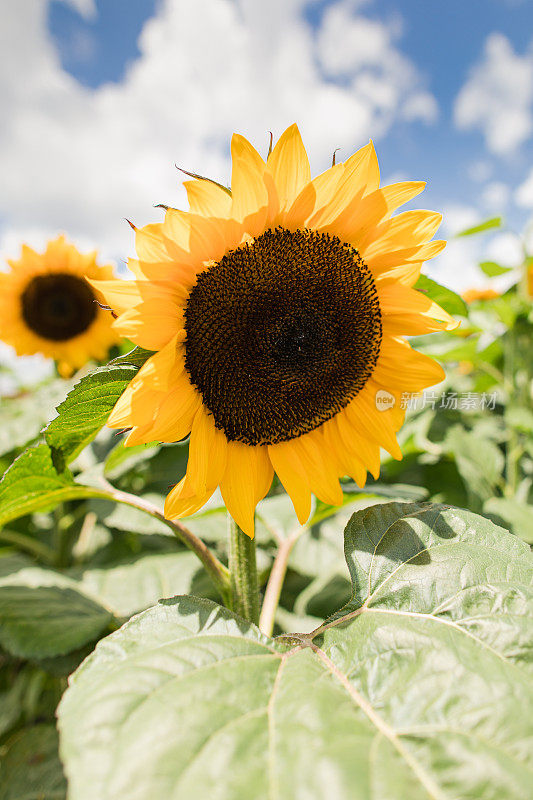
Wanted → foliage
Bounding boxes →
[58,504,532,800]
[0,230,532,798]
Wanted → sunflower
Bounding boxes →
[94,125,457,537]
[462,287,500,304]
[0,236,119,377]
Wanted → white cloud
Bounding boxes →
[481,181,510,211]
[515,167,533,207]
[454,33,533,155]
[0,0,438,267]
[401,92,438,124]
[441,204,480,237]
[467,160,492,183]
[58,0,97,19]
[316,3,436,126]
[428,204,526,292]
[484,231,524,267]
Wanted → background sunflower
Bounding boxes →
[0,236,120,378]
[94,125,458,536]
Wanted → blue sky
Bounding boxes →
[2,0,533,297]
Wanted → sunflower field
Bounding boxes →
[0,128,532,800]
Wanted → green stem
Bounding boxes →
[227,515,260,624]
[0,530,56,564]
[503,332,519,496]
[97,480,231,604]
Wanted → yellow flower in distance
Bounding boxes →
[0,236,119,377]
[462,287,500,304]
[95,125,458,537]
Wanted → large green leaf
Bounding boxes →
[0,445,107,528]
[58,503,533,800]
[0,444,177,539]
[45,347,153,469]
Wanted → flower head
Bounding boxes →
[95,125,458,536]
[0,236,119,377]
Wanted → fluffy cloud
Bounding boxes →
[515,167,533,207]
[481,181,510,211]
[454,33,533,155]
[0,0,437,266]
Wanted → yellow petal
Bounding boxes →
[344,387,403,460]
[230,134,270,226]
[322,419,368,487]
[378,283,458,330]
[135,223,176,263]
[334,412,381,479]
[343,139,380,193]
[267,124,311,211]
[310,141,379,229]
[372,335,446,393]
[375,262,422,288]
[284,163,344,230]
[220,443,273,538]
[107,337,184,428]
[127,257,196,287]
[268,441,312,525]
[361,210,442,259]
[112,301,185,350]
[290,431,344,506]
[143,375,201,443]
[366,379,406,432]
[90,279,188,317]
[184,179,232,217]
[366,240,446,272]
[335,181,426,245]
[164,476,215,519]
[187,407,228,496]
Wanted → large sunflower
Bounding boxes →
[94,125,457,537]
[0,236,119,377]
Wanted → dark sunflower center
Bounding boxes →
[184,227,382,446]
[21,273,97,341]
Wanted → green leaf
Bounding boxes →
[484,498,533,543]
[444,426,504,509]
[45,347,153,470]
[0,445,106,529]
[456,216,503,237]
[0,725,66,800]
[479,260,513,277]
[0,671,26,738]
[505,406,533,434]
[413,275,468,316]
[0,563,113,658]
[58,503,533,800]
[77,551,212,619]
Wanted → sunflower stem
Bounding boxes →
[227,515,260,625]
[94,479,231,603]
